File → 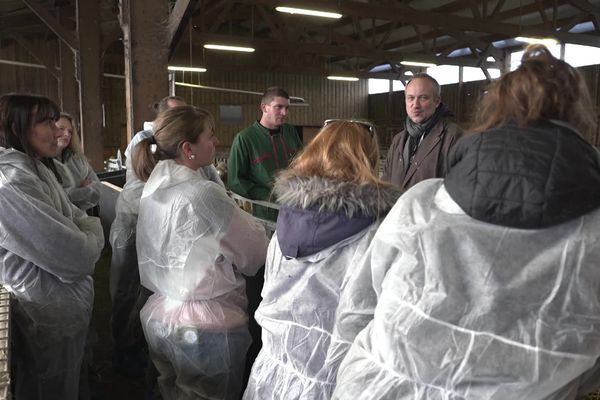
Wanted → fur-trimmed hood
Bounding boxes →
[274,175,401,218]
[274,175,401,258]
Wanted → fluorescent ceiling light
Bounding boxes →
[203,44,255,53]
[400,61,437,68]
[276,6,342,19]
[515,37,559,46]
[168,66,207,72]
[327,75,359,81]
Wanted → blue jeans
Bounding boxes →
[144,319,251,400]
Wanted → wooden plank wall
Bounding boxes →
[173,69,369,153]
[2,38,369,161]
[0,39,59,102]
[370,64,600,148]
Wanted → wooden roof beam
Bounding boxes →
[238,0,525,36]
[193,32,503,68]
[21,0,79,51]
[168,0,199,59]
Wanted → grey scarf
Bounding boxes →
[403,103,452,173]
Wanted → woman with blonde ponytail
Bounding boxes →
[135,105,268,400]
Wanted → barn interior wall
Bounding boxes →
[369,64,600,148]
[172,69,369,154]
[1,38,369,163]
[3,35,599,166]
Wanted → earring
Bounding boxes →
[189,154,196,160]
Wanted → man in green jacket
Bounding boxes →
[228,87,303,220]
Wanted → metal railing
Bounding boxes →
[228,191,278,237]
[0,287,10,399]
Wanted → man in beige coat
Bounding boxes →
[382,73,464,191]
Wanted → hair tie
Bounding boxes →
[148,136,157,145]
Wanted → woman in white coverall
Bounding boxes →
[0,94,104,399]
[109,133,225,378]
[333,45,600,400]
[134,105,269,400]
[54,112,101,212]
[243,120,401,400]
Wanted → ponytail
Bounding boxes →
[132,137,158,182]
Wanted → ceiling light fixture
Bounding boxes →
[203,44,255,53]
[276,6,342,19]
[327,75,359,81]
[400,61,437,68]
[515,36,559,46]
[168,66,207,72]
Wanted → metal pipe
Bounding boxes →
[0,58,309,105]
[175,81,308,105]
[0,58,47,69]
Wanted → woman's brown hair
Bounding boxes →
[133,105,215,182]
[0,93,61,178]
[471,44,597,140]
[282,120,389,187]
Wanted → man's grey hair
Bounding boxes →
[406,73,441,98]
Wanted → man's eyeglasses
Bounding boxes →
[323,119,376,136]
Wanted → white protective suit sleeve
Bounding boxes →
[56,153,101,211]
[219,197,268,277]
[186,179,266,277]
[334,180,600,400]
[333,220,396,345]
[0,163,104,282]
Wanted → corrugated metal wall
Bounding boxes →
[370,64,600,148]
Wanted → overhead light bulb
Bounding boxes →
[327,75,359,81]
[515,36,559,46]
[203,44,255,53]
[168,66,207,72]
[400,61,437,68]
[276,6,342,19]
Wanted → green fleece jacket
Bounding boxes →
[228,122,303,219]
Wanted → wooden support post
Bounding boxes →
[119,0,170,142]
[76,0,104,170]
[56,7,79,115]
[58,41,79,116]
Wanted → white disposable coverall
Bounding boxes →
[243,175,401,400]
[333,180,600,400]
[54,149,101,211]
[137,159,268,400]
[109,164,225,368]
[109,175,146,366]
[0,147,104,400]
